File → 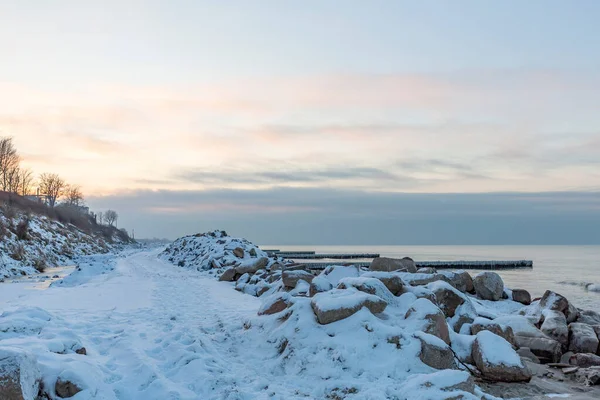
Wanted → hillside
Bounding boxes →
[0,193,133,278]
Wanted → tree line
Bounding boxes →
[0,136,119,227]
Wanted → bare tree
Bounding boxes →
[104,210,118,227]
[64,184,85,207]
[17,168,35,196]
[97,211,104,225]
[38,173,66,207]
[0,137,20,191]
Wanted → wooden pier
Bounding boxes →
[289,260,533,271]
[276,253,380,259]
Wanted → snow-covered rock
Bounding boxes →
[282,270,314,289]
[511,288,531,305]
[310,289,387,325]
[472,330,532,382]
[369,257,416,273]
[540,310,568,347]
[473,272,504,301]
[405,298,450,345]
[569,323,599,354]
[0,347,40,400]
[415,332,456,370]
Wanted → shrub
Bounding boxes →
[15,218,30,240]
[33,256,47,273]
[9,243,25,261]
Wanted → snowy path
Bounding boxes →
[2,250,289,400]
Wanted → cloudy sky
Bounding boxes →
[1,1,599,243]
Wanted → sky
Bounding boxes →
[1,1,599,244]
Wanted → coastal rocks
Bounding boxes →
[471,321,516,347]
[55,378,82,398]
[511,289,532,305]
[282,270,314,289]
[569,353,600,368]
[426,281,466,318]
[568,323,599,354]
[539,290,569,314]
[219,268,236,282]
[369,257,416,273]
[438,271,474,293]
[310,289,387,325]
[362,272,405,296]
[514,336,562,363]
[337,277,395,304]
[309,276,333,297]
[318,265,361,287]
[578,310,600,326]
[405,299,450,345]
[0,348,40,400]
[415,332,456,370]
[472,331,532,382]
[235,257,269,275]
[541,311,569,348]
[473,272,504,301]
[416,267,436,274]
[517,347,541,363]
[258,293,292,316]
[572,366,600,386]
[232,247,244,258]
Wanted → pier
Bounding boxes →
[293,260,533,271]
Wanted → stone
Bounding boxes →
[309,276,333,297]
[311,289,387,325]
[405,298,450,345]
[282,270,314,289]
[249,248,257,257]
[74,347,86,355]
[566,302,579,324]
[235,257,269,275]
[514,336,563,363]
[258,293,292,316]
[427,282,465,318]
[569,353,600,368]
[403,273,451,287]
[232,247,244,258]
[416,267,436,274]
[473,272,504,301]
[517,347,540,364]
[578,310,600,326]
[55,378,82,398]
[569,323,599,354]
[0,348,40,400]
[471,322,517,347]
[369,257,416,273]
[572,366,600,386]
[416,332,456,370]
[451,303,476,334]
[439,271,473,293]
[511,289,531,305]
[337,277,395,304]
[373,274,404,296]
[560,351,574,364]
[539,290,569,314]
[541,311,569,348]
[219,268,236,282]
[472,331,532,382]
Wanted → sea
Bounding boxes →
[264,245,600,310]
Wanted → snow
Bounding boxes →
[475,330,524,367]
[311,288,382,312]
[318,265,361,286]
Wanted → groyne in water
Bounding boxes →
[284,260,533,270]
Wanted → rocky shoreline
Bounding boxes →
[162,231,600,399]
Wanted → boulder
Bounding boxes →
[578,310,600,326]
[471,321,516,347]
[249,248,257,257]
[539,290,569,314]
[450,303,477,334]
[402,370,475,398]
[309,276,333,297]
[472,331,532,382]
[337,277,395,304]
[439,271,473,293]
[472,272,504,301]
[569,323,599,354]
[362,272,405,296]
[514,336,562,363]
[311,289,387,325]
[369,257,416,273]
[566,302,579,323]
[318,265,361,286]
[511,289,531,305]
[415,332,456,370]
[232,247,244,258]
[235,257,268,275]
[402,273,451,287]
[55,378,82,398]
[218,268,236,282]
[405,299,450,345]
[540,310,569,348]
[572,366,600,386]
[569,353,600,368]
[517,347,541,364]
[416,267,436,274]
[426,281,465,318]
[0,348,40,400]
[258,293,292,316]
[282,270,314,289]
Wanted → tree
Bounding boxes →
[16,168,35,196]
[38,173,66,207]
[64,184,85,207]
[0,137,20,191]
[97,211,103,225]
[104,210,118,227]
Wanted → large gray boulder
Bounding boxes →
[439,271,473,293]
[282,270,314,289]
[235,257,268,275]
[369,257,416,273]
[218,268,236,282]
[569,353,600,368]
[416,332,456,370]
[540,310,569,348]
[55,378,82,398]
[258,293,292,316]
[471,321,516,347]
[362,272,405,296]
[0,348,40,400]
[578,310,600,326]
[514,336,562,363]
[472,331,532,382]
[473,272,504,301]
[311,289,387,325]
[511,289,531,305]
[309,276,333,297]
[539,290,569,314]
[569,323,599,354]
[337,277,395,304]
[405,299,450,345]
[426,281,466,318]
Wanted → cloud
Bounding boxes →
[87,187,600,244]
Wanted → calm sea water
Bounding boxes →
[263,245,600,310]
